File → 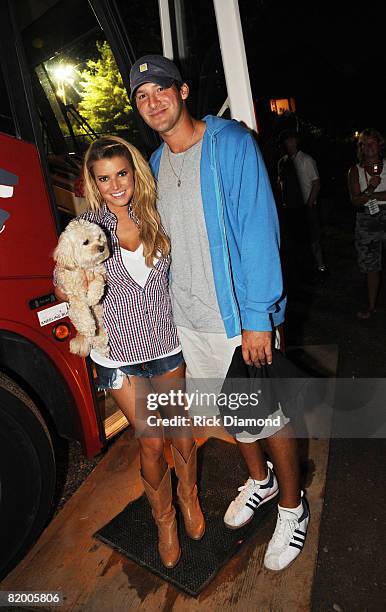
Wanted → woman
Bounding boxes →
[55,136,204,568]
[348,128,386,319]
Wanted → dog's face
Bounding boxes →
[53,219,109,269]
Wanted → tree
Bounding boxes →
[77,41,133,134]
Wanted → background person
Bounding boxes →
[54,136,205,568]
[278,129,327,277]
[348,128,386,319]
[130,55,309,572]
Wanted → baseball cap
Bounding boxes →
[130,54,182,99]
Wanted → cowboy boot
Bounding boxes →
[171,443,205,540]
[141,467,181,568]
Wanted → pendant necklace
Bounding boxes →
[167,123,197,187]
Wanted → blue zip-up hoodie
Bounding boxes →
[150,115,286,337]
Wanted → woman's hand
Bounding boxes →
[54,270,93,302]
[54,286,68,302]
[368,176,381,189]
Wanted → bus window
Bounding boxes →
[167,0,228,119]
[14,0,140,220]
[0,64,16,137]
[33,37,139,155]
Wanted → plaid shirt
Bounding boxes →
[79,204,179,363]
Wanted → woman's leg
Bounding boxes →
[355,218,381,317]
[367,270,381,312]
[110,374,180,567]
[150,363,194,459]
[109,375,166,488]
[151,364,205,539]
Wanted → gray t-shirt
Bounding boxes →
[157,139,224,332]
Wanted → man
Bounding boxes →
[278,129,327,275]
[130,55,309,571]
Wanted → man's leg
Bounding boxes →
[236,438,267,480]
[264,423,300,508]
[263,425,308,571]
[226,426,308,571]
[176,325,241,418]
[178,326,308,568]
[308,206,327,271]
[227,423,300,518]
[221,344,308,572]
[235,430,300,504]
[311,240,326,270]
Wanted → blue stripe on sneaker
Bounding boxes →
[297,499,309,523]
[260,468,274,489]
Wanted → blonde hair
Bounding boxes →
[83,136,170,266]
[358,128,385,165]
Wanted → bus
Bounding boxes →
[0,0,257,579]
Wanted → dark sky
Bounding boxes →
[239,0,386,135]
[18,0,386,138]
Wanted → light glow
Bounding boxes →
[52,64,75,82]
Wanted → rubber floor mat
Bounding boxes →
[95,438,277,597]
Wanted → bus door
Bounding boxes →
[0,0,257,580]
[8,0,257,441]
[5,0,168,448]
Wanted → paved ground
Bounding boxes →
[283,203,386,612]
[52,201,386,610]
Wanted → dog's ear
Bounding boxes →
[53,224,76,268]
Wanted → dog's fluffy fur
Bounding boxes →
[53,219,110,357]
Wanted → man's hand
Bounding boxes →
[241,330,272,368]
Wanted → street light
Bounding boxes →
[52,64,75,104]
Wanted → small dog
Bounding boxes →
[53,219,110,357]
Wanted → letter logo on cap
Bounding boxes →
[139,63,148,73]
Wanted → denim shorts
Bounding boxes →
[95,351,184,390]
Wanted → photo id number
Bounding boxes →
[0,591,63,607]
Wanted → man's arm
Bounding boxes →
[306,178,320,207]
[276,157,284,206]
[302,155,320,207]
[228,132,284,366]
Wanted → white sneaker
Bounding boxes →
[224,461,279,529]
[264,492,309,571]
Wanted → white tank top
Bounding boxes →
[357,160,386,202]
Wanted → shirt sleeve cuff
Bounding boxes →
[242,309,273,331]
